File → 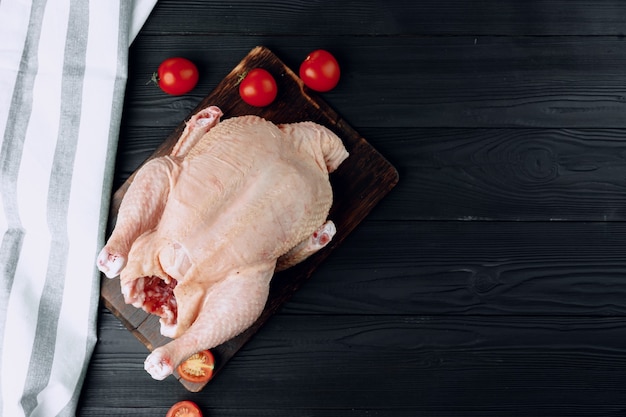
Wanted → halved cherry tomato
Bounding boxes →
[299,49,340,92]
[177,349,215,384]
[238,68,278,107]
[153,57,199,96]
[166,400,202,417]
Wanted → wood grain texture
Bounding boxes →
[80,310,626,417]
[124,35,626,128]
[365,127,626,221]
[78,0,626,415]
[140,0,626,36]
[117,126,626,221]
[101,46,398,392]
[282,221,626,316]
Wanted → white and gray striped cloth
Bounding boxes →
[0,1,157,416]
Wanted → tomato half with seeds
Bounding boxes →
[177,349,215,384]
[238,68,278,107]
[166,400,202,417]
[299,49,340,92]
[154,57,199,95]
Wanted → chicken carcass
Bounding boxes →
[97,105,348,380]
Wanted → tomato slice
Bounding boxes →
[177,350,215,383]
[166,400,202,417]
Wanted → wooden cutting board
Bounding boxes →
[100,46,399,392]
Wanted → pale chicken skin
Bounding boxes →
[97,105,348,380]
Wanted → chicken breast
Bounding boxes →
[97,105,349,380]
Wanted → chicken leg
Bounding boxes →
[97,106,222,278]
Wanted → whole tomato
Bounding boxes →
[299,49,340,92]
[154,57,199,95]
[238,68,278,107]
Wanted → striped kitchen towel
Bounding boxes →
[0,1,157,416]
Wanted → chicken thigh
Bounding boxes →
[97,105,348,380]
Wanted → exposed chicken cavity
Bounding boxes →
[124,276,178,327]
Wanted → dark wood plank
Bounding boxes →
[78,311,626,416]
[364,127,626,221]
[140,0,626,36]
[123,35,626,129]
[101,218,626,319]
[118,126,626,222]
[280,220,626,316]
[102,46,398,391]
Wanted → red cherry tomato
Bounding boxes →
[177,350,215,384]
[238,68,278,107]
[299,49,340,92]
[155,57,199,95]
[166,400,202,417]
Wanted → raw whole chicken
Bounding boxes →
[97,105,349,380]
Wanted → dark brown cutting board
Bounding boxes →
[101,46,399,392]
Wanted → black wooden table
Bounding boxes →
[77,1,626,415]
